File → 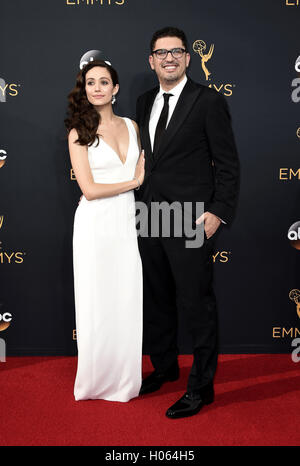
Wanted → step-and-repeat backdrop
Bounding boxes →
[0,0,299,356]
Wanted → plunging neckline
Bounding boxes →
[99,117,130,166]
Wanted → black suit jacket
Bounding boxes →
[135,77,240,225]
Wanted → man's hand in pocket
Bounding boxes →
[195,212,221,239]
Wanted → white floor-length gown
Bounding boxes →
[73,117,143,402]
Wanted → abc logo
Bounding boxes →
[288,221,300,250]
[295,56,300,73]
[79,50,111,70]
[0,149,7,168]
[0,313,12,331]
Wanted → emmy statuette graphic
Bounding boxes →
[289,289,300,319]
[193,40,214,81]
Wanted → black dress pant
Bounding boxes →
[137,228,219,393]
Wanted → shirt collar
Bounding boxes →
[157,75,187,100]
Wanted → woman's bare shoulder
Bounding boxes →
[68,128,79,143]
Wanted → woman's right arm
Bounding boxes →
[68,128,144,201]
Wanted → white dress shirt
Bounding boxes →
[149,75,187,150]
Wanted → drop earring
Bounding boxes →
[112,95,116,105]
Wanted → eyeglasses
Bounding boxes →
[152,48,186,60]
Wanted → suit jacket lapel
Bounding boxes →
[151,78,202,167]
[141,87,159,161]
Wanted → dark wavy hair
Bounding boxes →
[65,60,119,146]
[150,27,188,53]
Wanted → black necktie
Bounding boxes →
[153,93,173,155]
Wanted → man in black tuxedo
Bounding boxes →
[135,27,239,419]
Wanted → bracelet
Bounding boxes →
[134,177,140,190]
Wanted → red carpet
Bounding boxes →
[0,354,299,446]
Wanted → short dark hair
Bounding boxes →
[150,27,188,53]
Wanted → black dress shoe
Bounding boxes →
[139,363,179,395]
[165,389,214,419]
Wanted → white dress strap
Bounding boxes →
[123,117,138,142]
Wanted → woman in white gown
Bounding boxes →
[65,60,145,402]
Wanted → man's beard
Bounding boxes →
[164,74,180,82]
[160,62,184,83]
